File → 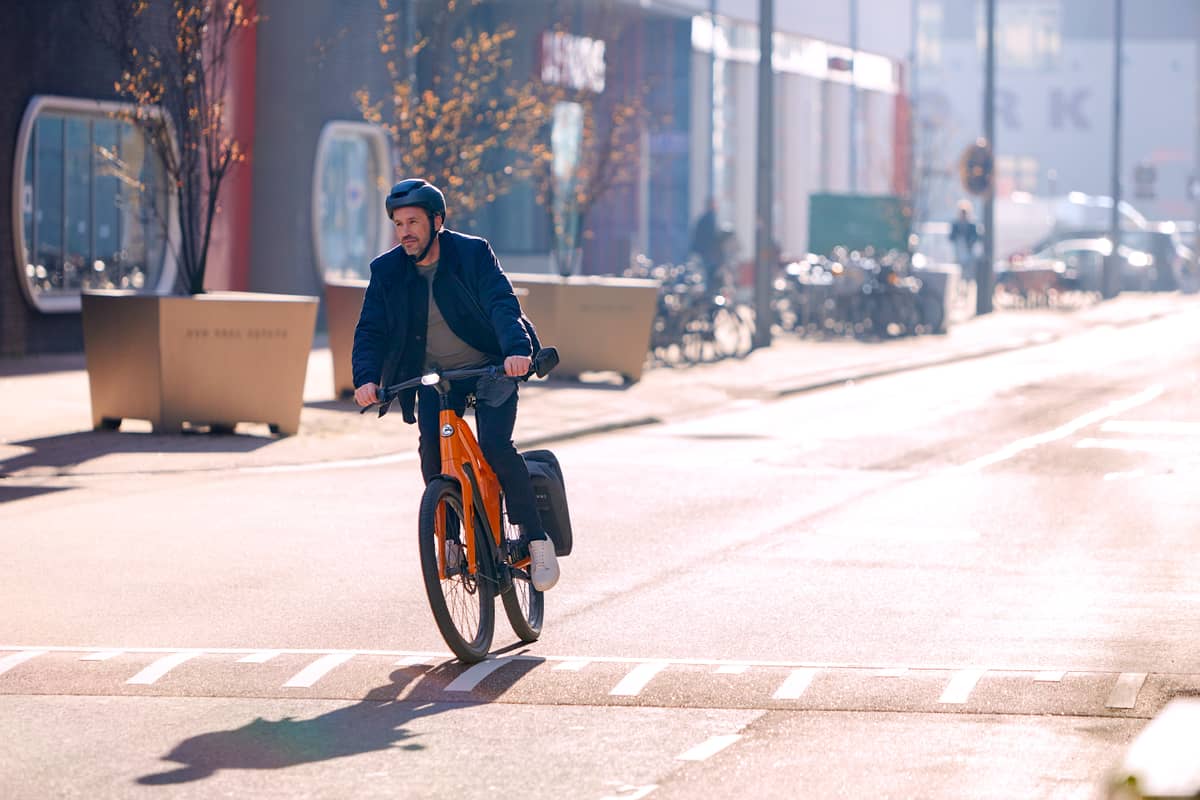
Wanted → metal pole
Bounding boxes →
[753,0,774,349]
[849,0,858,192]
[908,0,918,225]
[978,0,996,315]
[1104,0,1123,299]
[709,0,718,201]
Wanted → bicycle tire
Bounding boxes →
[418,478,495,663]
[500,512,543,642]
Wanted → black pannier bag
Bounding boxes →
[521,449,573,557]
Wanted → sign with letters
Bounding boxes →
[541,31,606,94]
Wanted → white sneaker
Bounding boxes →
[528,539,560,592]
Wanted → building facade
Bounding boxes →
[914,0,1200,233]
[2,0,910,356]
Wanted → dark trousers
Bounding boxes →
[416,379,541,533]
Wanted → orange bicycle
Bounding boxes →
[363,348,560,663]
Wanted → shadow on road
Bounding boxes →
[135,668,477,786]
[0,484,72,504]
[0,429,275,477]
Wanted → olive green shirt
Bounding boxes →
[417,261,490,371]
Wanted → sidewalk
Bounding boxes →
[1,292,1196,479]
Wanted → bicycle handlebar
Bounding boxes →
[359,346,559,414]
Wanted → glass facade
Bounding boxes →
[17,98,170,311]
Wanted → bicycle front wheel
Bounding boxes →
[418,478,495,663]
[500,512,544,642]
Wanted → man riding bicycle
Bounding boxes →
[352,178,560,591]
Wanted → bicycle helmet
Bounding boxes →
[385,178,446,219]
[385,179,446,263]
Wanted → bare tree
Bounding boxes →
[357,0,554,225]
[99,0,258,294]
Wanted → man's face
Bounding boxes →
[392,207,438,256]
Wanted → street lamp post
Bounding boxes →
[1104,0,1124,299]
[978,0,996,315]
[753,0,774,349]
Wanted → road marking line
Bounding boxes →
[445,659,512,692]
[0,650,46,675]
[1106,672,1147,709]
[609,662,667,696]
[282,653,355,688]
[1035,671,1066,682]
[80,650,123,661]
[552,660,590,671]
[715,664,749,675]
[394,655,435,667]
[939,669,986,704]
[394,673,428,701]
[599,786,658,800]
[1101,420,1200,436]
[957,385,1164,472]
[875,667,908,677]
[237,651,281,664]
[676,734,742,762]
[1104,469,1146,481]
[1077,438,1193,455]
[126,652,200,685]
[772,668,819,700]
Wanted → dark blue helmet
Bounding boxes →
[385,178,446,219]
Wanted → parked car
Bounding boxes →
[1120,225,1195,291]
[1031,225,1187,291]
[1024,237,1155,292]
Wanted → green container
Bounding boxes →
[808,193,911,257]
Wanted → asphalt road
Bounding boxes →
[2,308,1198,799]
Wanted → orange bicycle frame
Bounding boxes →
[433,406,504,579]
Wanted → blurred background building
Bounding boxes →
[3,0,1197,356]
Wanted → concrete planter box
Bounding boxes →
[81,291,319,435]
[508,274,660,383]
[325,273,661,391]
[324,279,368,398]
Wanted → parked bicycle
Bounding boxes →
[361,347,569,663]
[627,256,754,366]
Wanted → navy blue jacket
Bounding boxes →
[352,228,540,423]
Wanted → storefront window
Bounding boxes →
[15,96,173,313]
[313,122,391,282]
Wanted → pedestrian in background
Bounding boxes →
[689,196,723,290]
[949,200,980,285]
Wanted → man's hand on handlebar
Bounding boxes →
[354,382,380,408]
[503,355,532,377]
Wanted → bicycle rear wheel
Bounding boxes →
[418,478,495,663]
[500,512,543,642]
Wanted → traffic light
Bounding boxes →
[960,140,994,196]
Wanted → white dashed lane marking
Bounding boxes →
[1106,672,1148,709]
[0,648,1190,716]
[126,651,200,685]
[0,650,46,675]
[609,662,668,696]
[282,653,355,688]
[938,668,986,704]
[444,659,512,692]
[772,668,818,700]
[676,734,743,762]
